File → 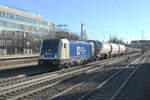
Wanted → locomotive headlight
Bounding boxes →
[54,54,57,58]
[41,54,44,58]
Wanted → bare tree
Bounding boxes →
[55,30,80,40]
[108,36,125,44]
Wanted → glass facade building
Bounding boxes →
[0,5,55,55]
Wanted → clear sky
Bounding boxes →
[1,0,150,43]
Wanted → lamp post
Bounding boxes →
[141,30,144,54]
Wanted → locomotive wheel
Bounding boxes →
[58,65,62,69]
[64,63,70,68]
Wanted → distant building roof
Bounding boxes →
[0,5,54,25]
[130,41,138,43]
[130,40,150,48]
[0,5,43,21]
[138,40,150,43]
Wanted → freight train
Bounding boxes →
[38,39,126,69]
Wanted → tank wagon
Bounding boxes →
[109,43,119,56]
[118,44,126,55]
[38,39,126,69]
[89,40,112,59]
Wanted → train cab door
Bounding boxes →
[59,39,70,60]
[63,43,69,59]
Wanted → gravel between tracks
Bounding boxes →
[0,52,140,100]
[50,54,140,100]
[0,54,131,100]
[114,54,150,100]
[19,53,140,100]
[0,64,51,79]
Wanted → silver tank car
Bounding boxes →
[110,43,120,56]
[96,42,112,58]
[118,44,126,55]
[99,42,111,54]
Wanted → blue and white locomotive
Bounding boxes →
[38,39,126,69]
[38,39,95,68]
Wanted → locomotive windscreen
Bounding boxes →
[41,39,60,51]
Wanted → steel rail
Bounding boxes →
[0,53,137,87]
[0,53,134,100]
[78,52,146,100]
[110,53,148,100]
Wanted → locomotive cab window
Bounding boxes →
[41,39,60,51]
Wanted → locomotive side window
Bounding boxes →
[77,46,80,55]
[64,43,66,48]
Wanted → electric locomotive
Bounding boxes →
[38,39,95,69]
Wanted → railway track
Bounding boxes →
[0,55,38,71]
[0,64,54,80]
[0,55,38,61]
[78,52,148,100]
[0,52,140,100]
[0,52,139,86]
[0,58,38,71]
[0,58,38,64]
[0,51,139,71]
[0,62,37,71]
[0,52,139,80]
[41,52,141,100]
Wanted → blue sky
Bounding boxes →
[1,0,150,43]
